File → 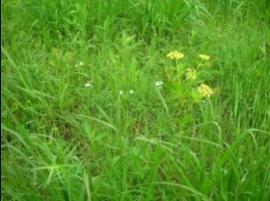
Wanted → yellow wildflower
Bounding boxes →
[185,68,197,80]
[198,84,214,98]
[198,54,210,61]
[166,51,184,60]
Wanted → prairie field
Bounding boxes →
[1,0,270,200]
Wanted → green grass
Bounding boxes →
[1,0,270,200]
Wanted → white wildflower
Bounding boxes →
[84,80,92,88]
[129,89,134,94]
[155,80,163,88]
[75,61,84,68]
[119,90,124,95]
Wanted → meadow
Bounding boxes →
[1,0,270,200]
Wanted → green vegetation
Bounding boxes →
[2,0,270,200]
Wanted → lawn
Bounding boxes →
[1,0,270,200]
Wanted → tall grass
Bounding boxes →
[2,0,270,200]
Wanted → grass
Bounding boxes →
[1,0,270,200]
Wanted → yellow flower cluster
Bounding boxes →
[166,51,184,60]
[165,51,215,99]
[185,68,197,80]
[198,84,214,98]
[198,54,210,61]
